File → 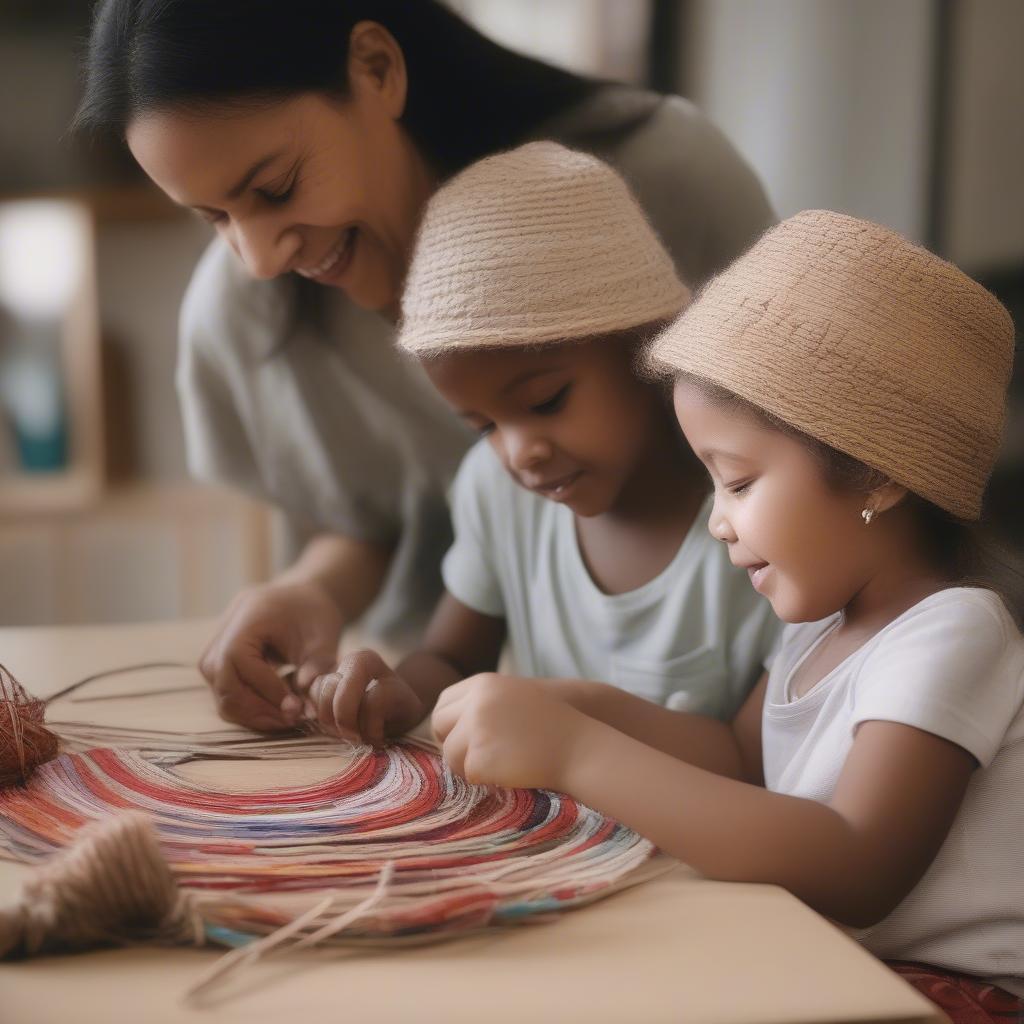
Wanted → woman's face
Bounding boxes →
[127,52,434,313]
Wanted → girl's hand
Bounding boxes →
[304,649,426,746]
[431,673,593,791]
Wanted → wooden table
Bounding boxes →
[0,619,943,1024]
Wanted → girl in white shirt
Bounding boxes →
[432,209,1023,1021]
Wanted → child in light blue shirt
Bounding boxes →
[296,142,778,743]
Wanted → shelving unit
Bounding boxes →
[0,481,271,625]
[0,185,268,626]
[0,196,104,514]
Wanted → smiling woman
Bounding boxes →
[124,90,431,310]
[74,0,776,734]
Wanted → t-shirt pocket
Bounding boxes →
[610,646,731,718]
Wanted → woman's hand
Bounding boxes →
[304,649,426,746]
[198,579,345,733]
[431,673,595,791]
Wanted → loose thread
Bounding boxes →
[185,894,336,1000]
[186,861,396,1002]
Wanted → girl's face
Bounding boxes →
[126,52,433,314]
[426,340,667,519]
[673,379,879,623]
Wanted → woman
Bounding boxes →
[76,0,775,733]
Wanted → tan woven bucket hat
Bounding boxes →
[398,141,689,355]
[648,209,1015,520]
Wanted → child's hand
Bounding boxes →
[303,649,426,746]
[431,673,591,791]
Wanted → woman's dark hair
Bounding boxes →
[74,0,602,176]
[678,374,1024,622]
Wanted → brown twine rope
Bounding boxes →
[0,663,59,788]
[0,811,201,959]
[0,807,395,1002]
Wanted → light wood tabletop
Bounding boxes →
[0,619,944,1024]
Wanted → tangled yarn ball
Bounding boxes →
[0,664,59,788]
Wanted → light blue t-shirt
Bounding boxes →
[442,442,781,720]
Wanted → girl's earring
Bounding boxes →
[861,507,876,525]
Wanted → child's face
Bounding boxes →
[673,379,876,623]
[425,339,663,518]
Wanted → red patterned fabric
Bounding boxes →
[886,960,1023,1023]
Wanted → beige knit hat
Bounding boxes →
[398,142,689,355]
[648,209,1015,520]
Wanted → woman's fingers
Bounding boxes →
[232,644,294,709]
[279,691,303,718]
[212,654,291,733]
[196,581,350,733]
[198,589,246,685]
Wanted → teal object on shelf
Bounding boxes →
[14,417,67,472]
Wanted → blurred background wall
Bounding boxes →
[0,0,1021,625]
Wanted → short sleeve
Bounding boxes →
[853,592,1023,767]
[440,443,507,618]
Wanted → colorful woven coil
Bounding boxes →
[0,740,655,942]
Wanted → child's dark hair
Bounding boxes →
[680,374,1024,622]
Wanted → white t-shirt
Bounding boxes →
[763,588,1024,996]
[442,442,780,719]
